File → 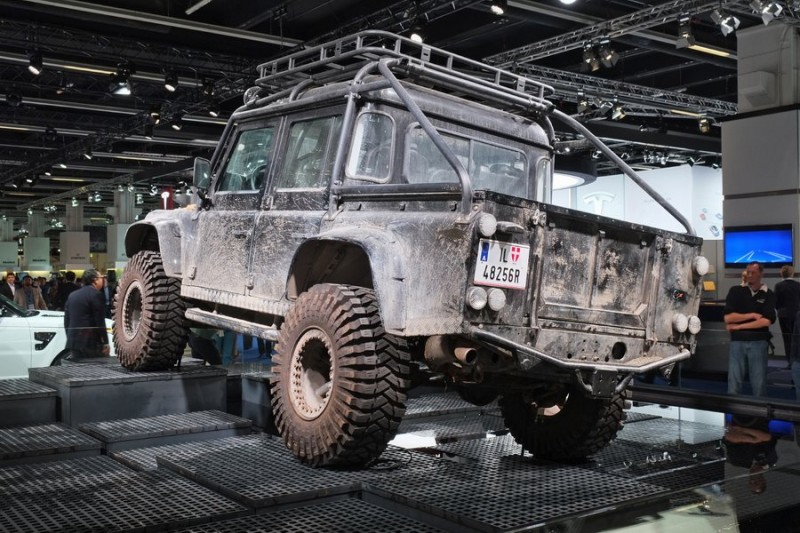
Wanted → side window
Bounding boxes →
[277,115,342,189]
[218,127,273,192]
[471,141,528,198]
[345,113,394,182]
[405,126,469,184]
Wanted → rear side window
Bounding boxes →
[405,126,529,198]
[217,127,273,192]
[345,112,394,182]
[277,115,342,189]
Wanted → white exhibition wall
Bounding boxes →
[552,164,724,242]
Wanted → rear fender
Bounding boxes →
[287,228,407,331]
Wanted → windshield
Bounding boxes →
[0,294,34,317]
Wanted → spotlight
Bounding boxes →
[489,0,507,15]
[109,61,135,96]
[751,0,783,24]
[208,100,221,118]
[201,78,215,97]
[577,98,591,114]
[117,184,124,192]
[148,104,161,125]
[164,70,179,92]
[581,44,600,72]
[27,50,43,76]
[94,192,102,202]
[149,184,158,196]
[55,71,69,95]
[71,197,78,207]
[409,23,425,43]
[711,9,740,36]
[136,193,143,204]
[171,112,184,131]
[598,39,619,68]
[611,105,626,120]
[43,125,58,143]
[27,208,33,216]
[58,161,67,169]
[144,123,154,139]
[676,16,696,48]
[698,118,711,133]
[25,176,34,184]
[5,92,22,107]
[44,170,51,176]
[83,147,93,160]
[127,183,135,192]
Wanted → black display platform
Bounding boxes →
[28,364,227,425]
[0,379,57,427]
[2,368,800,532]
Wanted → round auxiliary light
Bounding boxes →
[487,288,507,311]
[672,313,689,333]
[693,256,710,277]
[688,315,702,335]
[477,213,497,237]
[466,287,488,311]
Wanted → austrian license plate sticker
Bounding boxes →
[473,239,530,290]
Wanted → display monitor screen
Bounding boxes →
[723,224,793,268]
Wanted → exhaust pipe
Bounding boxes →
[425,336,478,370]
[454,345,477,366]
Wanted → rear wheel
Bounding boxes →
[500,386,626,460]
[113,250,189,371]
[271,283,410,467]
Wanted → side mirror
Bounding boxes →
[193,157,211,190]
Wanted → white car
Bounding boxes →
[0,295,115,379]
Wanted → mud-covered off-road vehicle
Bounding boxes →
[114,31,708,467]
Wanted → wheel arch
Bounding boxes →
[287,228,407,332]
[124,215,183,278]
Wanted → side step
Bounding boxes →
[185,307,280,341]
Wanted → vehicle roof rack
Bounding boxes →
[253,30,555,112]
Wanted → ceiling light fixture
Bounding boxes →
[171,112,184,131]
[611,105,626,120]
[698,118,711,133]
[676,16,695,48]
[164,70,179,92]
[581,43,601,72]
[409,23,425,44]
[83,147,93,160]
[597,39,619,68]
[489,0,507,15]
[711,9,740,36]
[149,104,162,124]
[109,61,135,96]
[144,123,154,139]
[207,100,221,118]
[27,50,43,76]
[751,0,783,24]
[201,78,216,98]
[70,197,78,207]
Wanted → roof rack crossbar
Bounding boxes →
[253,30,555,112]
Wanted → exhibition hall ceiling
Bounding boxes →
[0,0,785,223]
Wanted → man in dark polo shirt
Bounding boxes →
[724,261,776,397]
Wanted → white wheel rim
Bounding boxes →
[289,328,334,421]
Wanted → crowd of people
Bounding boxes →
[1,269,117,314]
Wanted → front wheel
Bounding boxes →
[112,250,189,371]
[271,284,411,467]
[500,386,627,460]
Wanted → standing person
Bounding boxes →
[14,274,47,310]
[103,270,117,318]
[774,265,800,367]
[724,261,777,397]
[0,271,16,300]
[63,269,109,361]
[57,271,78,310]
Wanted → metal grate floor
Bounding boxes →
[617,417,725,450]
[0,423,100,463]
[396,412,506,445]
[111,434,255,471]
[367,450,667,531]
[155,434,445,508]
[172,497,445,532]
[79,410,251,443]
[0,456,248,532]
[0,379,55,400]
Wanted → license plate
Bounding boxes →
[473,239,530,290]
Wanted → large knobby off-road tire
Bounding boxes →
[271,283,411,467]
[113,250,189,371]
[500,387,627,460]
